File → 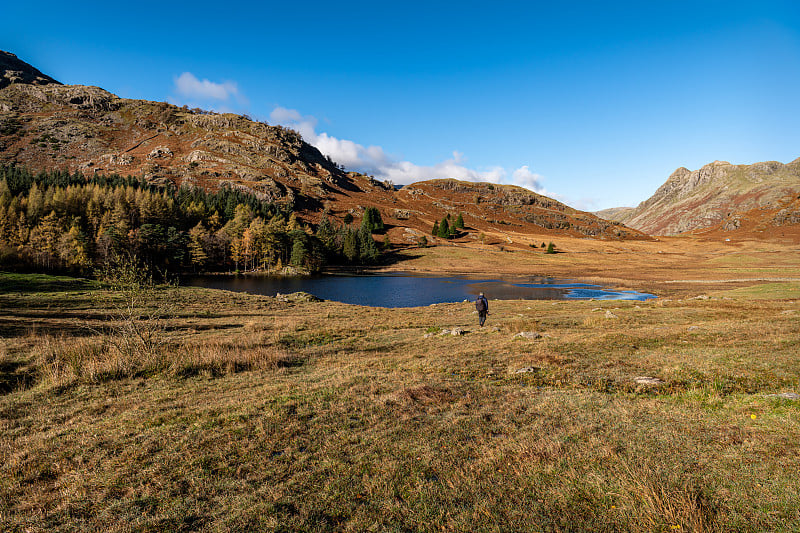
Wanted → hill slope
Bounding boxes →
[596,159,800,236]
[0,50,648,246]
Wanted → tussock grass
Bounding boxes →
[1,271,800,531]
[31,335,302,385]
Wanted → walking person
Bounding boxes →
[475,292,489,327]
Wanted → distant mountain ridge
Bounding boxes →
[596,159,800,236]
[0,50,649,246]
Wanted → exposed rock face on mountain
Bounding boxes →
[1,51,61,89]
[0,50,650,246]
[597,159,800,236]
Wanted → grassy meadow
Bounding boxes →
[1,242,800,531]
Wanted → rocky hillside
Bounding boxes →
[597,159,800,236]
[0,50,649,247]
[0,51,61,89]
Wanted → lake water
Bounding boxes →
[183,273,656,308]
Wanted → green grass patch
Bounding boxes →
[0,271,99,293]
[712,282,800,300]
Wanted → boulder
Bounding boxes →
[147,146,173,159]
[514,331,541,340]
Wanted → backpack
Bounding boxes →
[476,297,487,312]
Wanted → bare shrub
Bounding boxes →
[95,255,173,360]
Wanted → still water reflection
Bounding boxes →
[184,273,656,308]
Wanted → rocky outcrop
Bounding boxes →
[597,159,800,235]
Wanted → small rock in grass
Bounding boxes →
[634,376,665,386]
[687,326,700,331]
[605,310,618,319]
[780,310,795,315]
[450,327,465,336]
[591,307,602,312]
[765,392,800,400]
[515,367,540,374]
[514,331,541,340]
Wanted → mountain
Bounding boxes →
[1,51,61,89]
[596,159,800,236]
[0,50,649,246]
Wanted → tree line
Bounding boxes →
[0,165,386,276]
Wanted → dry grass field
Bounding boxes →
[1,239,799,531]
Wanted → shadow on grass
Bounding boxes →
[0,360,35,394]
[0,271,99,294]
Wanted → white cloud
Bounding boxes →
[174,72,239,101]
[169,72,248,113]
[270,106,548,194]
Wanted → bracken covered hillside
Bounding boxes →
[0,50,649,248]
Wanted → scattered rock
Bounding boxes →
[99,153,134,165]
[634,376,665,386]
[605,311,618,319]
[275,291,323,303]
[514,331,541,340]
[765,392,800,400]
[692,295,710,300]
[450,327,465,336]
[687,326,700,331]
[147,146,173,159]
[515,367,540,374]
[591,307,602,312]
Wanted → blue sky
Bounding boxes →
[5,0,799,209]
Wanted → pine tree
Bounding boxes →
[358,227,379,263]
[432,220,439,236]
[361,206,384,233]
[343,229,358,262]
[455,213,464,229]
[546,242,556,254]
[290,238,308,267]
[437,218,450,239]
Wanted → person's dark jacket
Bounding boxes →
[475,295,488,313]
